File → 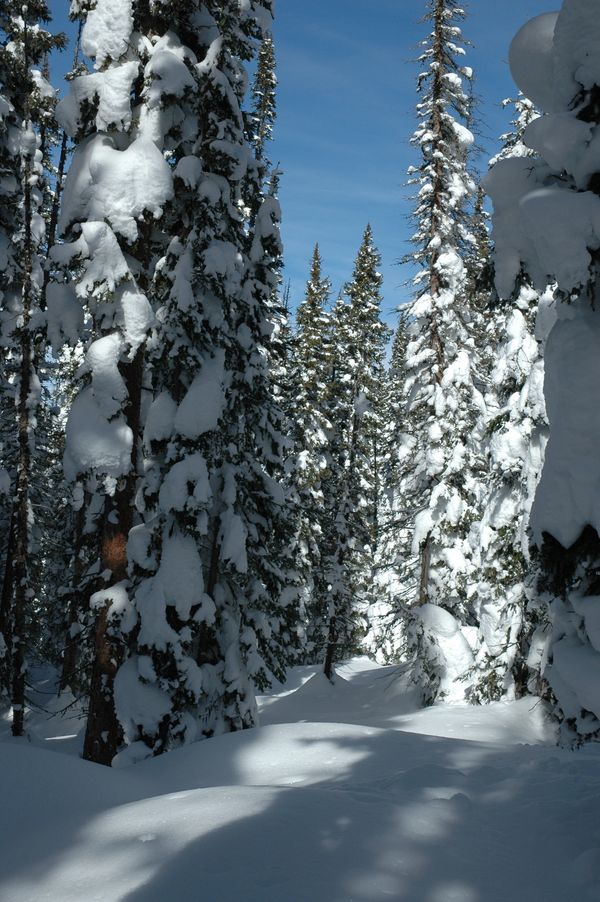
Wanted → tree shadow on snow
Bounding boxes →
[114,727,597,902]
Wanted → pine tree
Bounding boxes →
[249,32,276,172]
[486,0,600,743]
[0,0,64,733]
[322,226,390,678]
[467,97,549,703]
[96,0,300,761]
[291,245,333,661]
[395,0,482,702]
[51,0,175,764]
[366,306,414,662]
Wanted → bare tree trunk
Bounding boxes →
[0,512,15,696]
[59,505,86,693]
[12,326,33,737]
[323,614,337,682]
[419,532,432,606]
[12,149,35,738]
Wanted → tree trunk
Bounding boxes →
[418,532,432,606]
[0,512,15,696]
[59,506,86,693]
[82,349,145,765]
[12,325,33,737]
[323,614,337,681]
[11,81,36,735]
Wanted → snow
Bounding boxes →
[56,62,139,135]
[114,655,172,748]
[3,658,599,902]
[86,334,127,419]
[509,13,559,113]
[571,595,600,654]
[118,287,154,354]
[81,0,134,68]
[60,134,173,243]
[417,605,474,700]
[530,304,600,547]
[45,282,84,352]
[144,392,177,444]
[158,453,211,512]
[552,0,600,109]
[144,41,195,109]
[51,222,131,298]
[219,509,248,574]
[174,351,226,439]
[63,388,133,483]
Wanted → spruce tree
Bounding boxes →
[52,0,175,764]
[396,0,482,702]
[0,0,63,733]
[467,97,549,703]
[322,226,390,678]
[486,0,600,742]
[366,306,414,662]
[97,0,300,761]
[291,245,333,660]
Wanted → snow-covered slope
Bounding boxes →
[1,659,599,901]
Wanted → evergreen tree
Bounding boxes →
[249,32,276,172]
[395,0,482,702]
[322,226,390,678]
[291,245,333,660]
[103,0,301,761]
[52,0,175,764]
[467,96,549,703]
[486,0,600,743]
[366,306,415,662]
[0,0,63,732]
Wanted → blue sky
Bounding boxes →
[49,0,553,323]
[271,0,553,322]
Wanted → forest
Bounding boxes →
[1,0,600,899]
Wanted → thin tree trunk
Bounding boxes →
[418,532,432,606]
[12,120,35,737]
[0,511,15,695]
[59,505,86,693]
[323,614,337,681]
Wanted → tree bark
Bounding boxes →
[59,505,86,693]
[418,532,433,606]
[82,349,145,765]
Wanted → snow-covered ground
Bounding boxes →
[1,658,599,901]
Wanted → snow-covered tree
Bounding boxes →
[52,0,175,764]
[466,97,550,704]
[98,0,302,762]
[291,245,333,660]
[321,226,390,678]
[486,0,600,742]
[468,286,551,702]
[394,0,482,702]
[248,31,276,172]
[366,306,414,662]
[0,0,63,733]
